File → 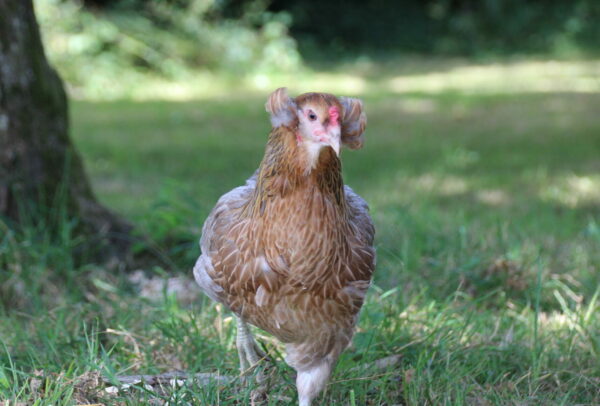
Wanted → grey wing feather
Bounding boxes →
[344,185,375,246]
[193,173,257,303]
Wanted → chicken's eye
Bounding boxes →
[308,111,317,121]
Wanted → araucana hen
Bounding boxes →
[194,88,375,405]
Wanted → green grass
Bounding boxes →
[1,58,600,405]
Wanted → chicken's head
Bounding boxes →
[265,88,367,158]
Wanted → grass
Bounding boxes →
[1,58,600,405]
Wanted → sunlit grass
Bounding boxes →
[540,174,600,208]
[61,58,600,101]
[387,60,600,95]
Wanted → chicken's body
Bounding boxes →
[194,89,375,405]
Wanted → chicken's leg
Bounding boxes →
[236,316,266,373]
[236,317,273,404]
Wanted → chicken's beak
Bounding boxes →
[327,136,341,156]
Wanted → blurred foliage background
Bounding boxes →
[36,0,600,99]
[35,0,302,98]
[268,0,600,58]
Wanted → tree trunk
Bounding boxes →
[0,0,131,261]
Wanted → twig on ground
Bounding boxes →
[100,354,401,395]
[102,371,234,387]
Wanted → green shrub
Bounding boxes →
[34,0,302,98]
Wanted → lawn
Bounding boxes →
[1,59,600,405]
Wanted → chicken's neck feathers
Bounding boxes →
[246,126,346,219]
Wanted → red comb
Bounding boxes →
[328,106,340,126]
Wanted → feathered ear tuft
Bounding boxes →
[265,87,297,128]
[339,96,367,150]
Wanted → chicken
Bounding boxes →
[194,88,375,405]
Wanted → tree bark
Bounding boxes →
[0,0,131,260]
